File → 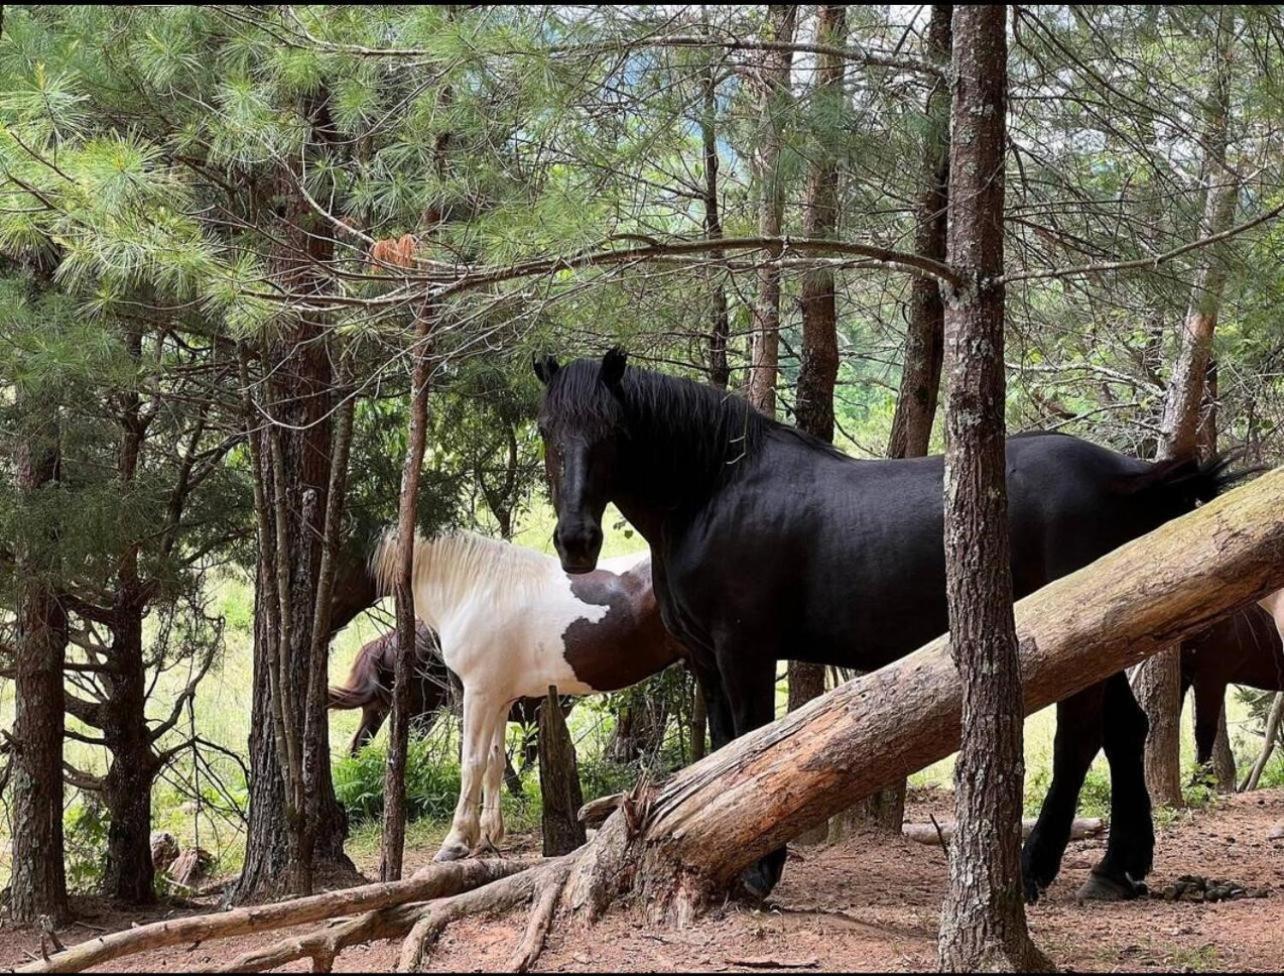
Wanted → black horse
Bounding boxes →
[1182,600,1284,771]
[534,349,1239,903]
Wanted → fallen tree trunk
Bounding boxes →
[564,465,1284,921]
[26,468,1284,973]
[902,817,1103,847]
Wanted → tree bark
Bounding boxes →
[887,4,951,460]
[700,29,730,391]
[1136,11,1237,810]
[10,390,69,925]
[745,4,797,416]
[850,6,953,835]
[99,599,160,905]
[230,170,354,902]
[539,688,586,857]
[789,11,846,831]
[563,464,1284,927]
[936,8,1047,970]
[381,309,434,882]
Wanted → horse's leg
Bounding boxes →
[1192,678,1227,771]
[435,689,499,861]
[1021,683,1105,903]
[691,659,734,751]
[1081,671,1153,901]
[349,704,385,756]
[480,707,511,847]
[717,649,784,898]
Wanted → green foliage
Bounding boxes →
[335,736,459,825]
[63,797,109,893]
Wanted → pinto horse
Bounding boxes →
[534,350,1241,902]
[369,530,684,861]
[1182,590,1284,770]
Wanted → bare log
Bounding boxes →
[902,817,1103,847]
[563,466,1284,922]
[17,860,526,974]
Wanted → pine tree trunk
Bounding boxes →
[690,679,708,762]
[231,172,355,900]
[789,9,844,842]
[701,34,730,391]
[937,7,1049,970]
[100,600,159,904]
[1136,12,1236,810]
[538,689,586,857]
[887,5,951,460]
[745,4,797,416]
[10,393,69,925]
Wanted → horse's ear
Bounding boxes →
[533,354,560,386]
[600,347,628,390]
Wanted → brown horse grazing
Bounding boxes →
[1182,591,1284,770]
[327,623,454,756]
[327,623,548,772]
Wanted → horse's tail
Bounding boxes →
[1113,451,1257,514]
[328,640,390,711]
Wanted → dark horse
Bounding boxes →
[327,622,546,774]
[535,350,1239,903]
[1182,595,1284,771]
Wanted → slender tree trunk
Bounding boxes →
[838,6,955,836]
[888,4,952,460]
[786,10,843,839]
[690,676,708,762]
[937,8,1049,971]
[701,38,730,390]
[1195,362,1237,792]
[10,393,69,925]
[382,311,435,882]
[99,331,159,904]
[1136,11,1236,810]
[745,4,797,416]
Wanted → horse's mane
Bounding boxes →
[370,529,559,603]
[544,358,848,473]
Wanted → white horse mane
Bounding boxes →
[370,529,561,605]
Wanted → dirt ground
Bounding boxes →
[4,788,1283,973]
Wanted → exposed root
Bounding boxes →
[17,859,528,974]
[507,859,572,973]
[396,857,571,972]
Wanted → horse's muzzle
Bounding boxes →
[555,520,603,574]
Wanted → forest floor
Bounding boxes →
[4,786,1283,973]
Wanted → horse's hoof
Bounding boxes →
[433,842,471,863]
[1023,876,1044,905]
[1268,822,1284,841]
[738,864,778,901]
[1075,872,1145,903]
